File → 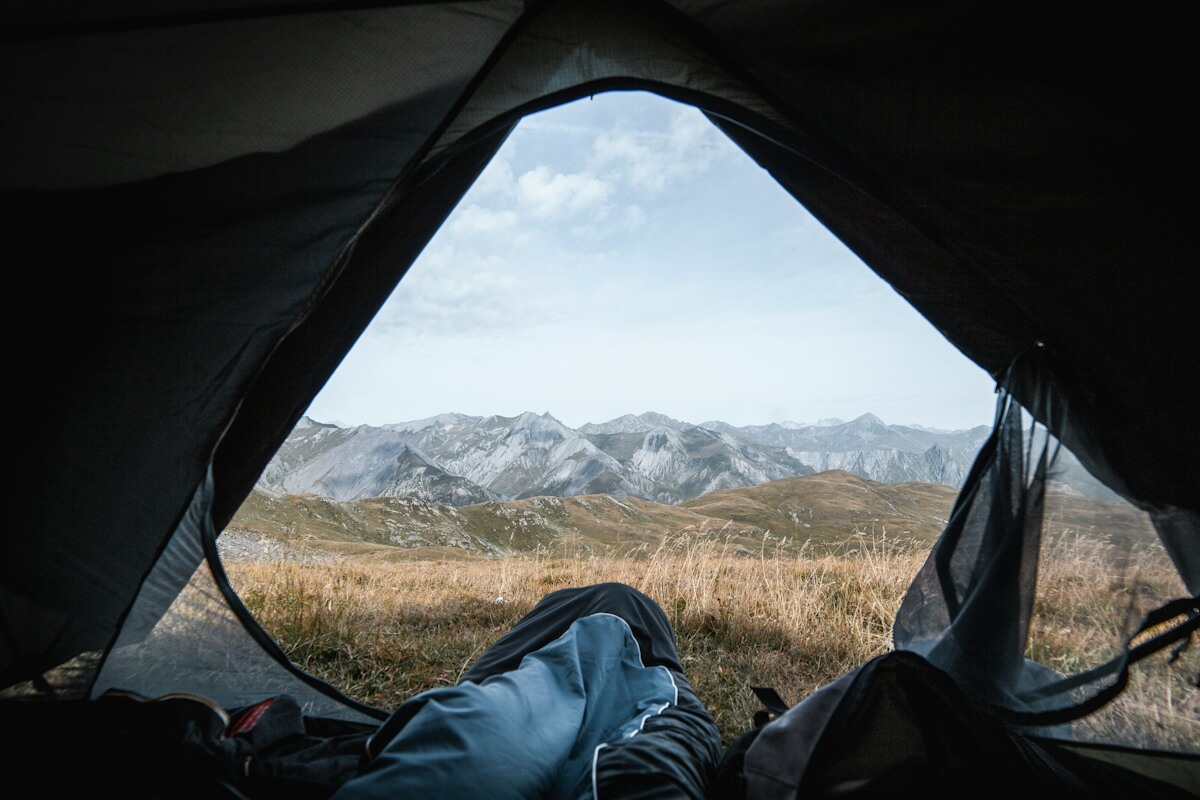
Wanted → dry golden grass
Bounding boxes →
[226,531,1197,751]
[1029,530,1199,750]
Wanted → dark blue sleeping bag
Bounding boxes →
[333,583,722,800]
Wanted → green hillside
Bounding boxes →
[678,470,959,550]
[225,470,953,558]
[225,469,1159,562]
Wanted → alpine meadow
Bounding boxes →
[223,470,1195,750]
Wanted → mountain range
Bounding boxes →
[256,411,993,506]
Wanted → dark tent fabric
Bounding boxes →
[721,650,1199,799]
[2,0,1197,795]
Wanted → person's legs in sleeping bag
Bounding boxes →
[335,583,722,800]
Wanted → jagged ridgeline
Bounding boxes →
[256,411,993,506]
[229,411,1145,559]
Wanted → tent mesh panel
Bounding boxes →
[894,349,1198,753]
[90,471,381,723]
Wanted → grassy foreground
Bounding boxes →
[226,532,1197,751]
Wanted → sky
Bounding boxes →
[304,91,999,432]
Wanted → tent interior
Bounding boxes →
[3,1,1197,797]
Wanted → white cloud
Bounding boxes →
[469,149,516,201]
[444,204,519,237]
[364,244,558,340]
[591,105,731,193]
[516,166,613,219]
[306,91,999,432]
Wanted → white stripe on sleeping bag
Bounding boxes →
[588,612,680,799]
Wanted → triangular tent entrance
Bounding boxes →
[3,1,1196,796]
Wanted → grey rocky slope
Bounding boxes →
[256,411,991,504]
